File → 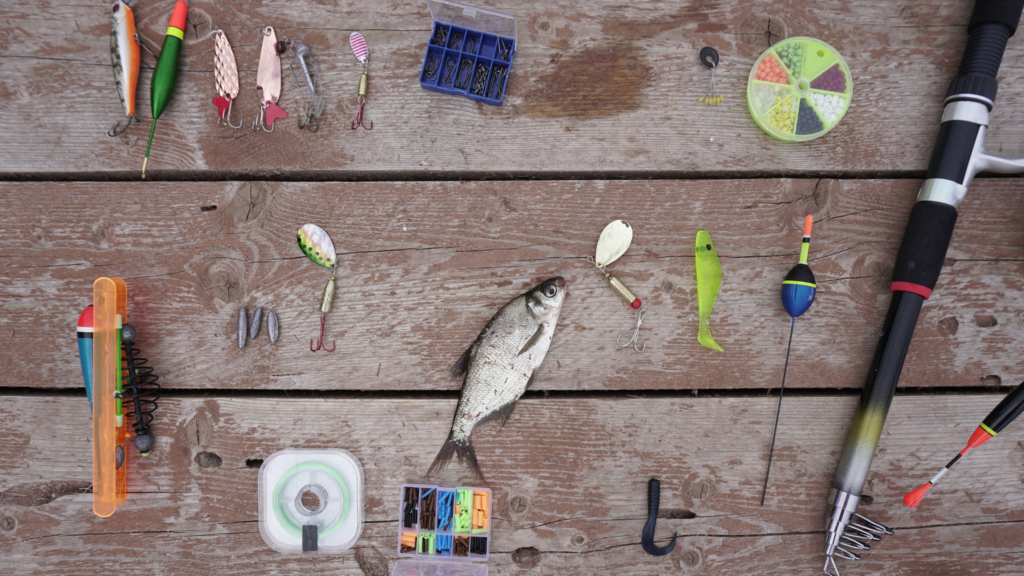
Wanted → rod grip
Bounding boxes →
[891,202,958,295]
[947,0,1024,102]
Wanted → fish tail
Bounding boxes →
[427,432,484,481]
[698,320,723,352]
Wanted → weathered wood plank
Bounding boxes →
[1,0,1023,177]
[1,395,1023,574]
[2,179,1023,391]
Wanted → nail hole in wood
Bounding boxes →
[200,205,218,212]
[194,452,222,468]
[246,458,264,469]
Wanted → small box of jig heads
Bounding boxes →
[419,0,516,105]
[397,483,492,567]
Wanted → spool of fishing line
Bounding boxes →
[258,449,364,554]
[747,37,853,142]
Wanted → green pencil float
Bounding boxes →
[142,1,187,179]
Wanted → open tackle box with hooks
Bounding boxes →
[419,0,516,105]
[395,483,491,575]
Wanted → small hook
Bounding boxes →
[352,97,373,130]
[108,115,139,146]
[215,97,242,129]
[641,478,677,556]
[617,307,647,352]
[252,102,277,133]
[310,315,336,352]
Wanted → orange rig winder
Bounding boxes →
[77,278,161,517]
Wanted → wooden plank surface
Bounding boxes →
[2,179,1023,392]
[1,394,1023,575]
[2,0,1023,178]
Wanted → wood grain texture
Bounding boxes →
[1,395,1023,575]
[1,0,1023,177]
[2,179,1023,392]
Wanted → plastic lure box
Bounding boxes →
[398,484,492,563]
[419,0,516,105]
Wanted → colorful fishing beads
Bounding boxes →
[768,97,796,134]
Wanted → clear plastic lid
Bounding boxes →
[258,449,364,554]
[391,559,488,576]
[426,0,516,40]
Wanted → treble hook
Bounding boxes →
[641,478,677,556]
[352,97,372,130]
[217,97,242,129]
[108,115,139,146]
[617,307,647,352]
[251,102,277,133]
[310,315,335,352]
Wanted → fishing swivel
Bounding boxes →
[349,32,373,130]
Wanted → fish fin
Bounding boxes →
[451,345,473,380]
[480,399,519,431]
[427,432,485,481]
[517,325,545,357]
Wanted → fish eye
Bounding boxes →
[543,285,557,297]
[706,244,712,251]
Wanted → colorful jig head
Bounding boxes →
[349,32,373,130]
[108,0,141,145]
[211,29,241,128]
[252,26,288,132]
[698,47,723,106]
[142,1,188,179]
[761,215,816,505]
[287,39,325,131]
[297,224,339,352]
[589,220,647,352]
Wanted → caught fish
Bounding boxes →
[695,231,723,351]
[108,0,141,143]
[428,277,567,480]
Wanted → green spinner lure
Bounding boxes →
[695,231,723,351]
[297,224,339,352]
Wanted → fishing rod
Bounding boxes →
[823,0,1024,573]
[904,380,1024,508]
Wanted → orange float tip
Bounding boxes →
[169,1,188,31]
[904,482,932,508]
[803,215,814,237]
[963,426,995,453]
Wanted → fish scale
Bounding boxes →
[429,277,567,480]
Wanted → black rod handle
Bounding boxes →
[948,0,1024,102]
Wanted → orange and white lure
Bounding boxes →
[108,0,141,145]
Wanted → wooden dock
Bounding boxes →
[2,1,1023,574]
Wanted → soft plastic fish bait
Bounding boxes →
[695,230,723,351]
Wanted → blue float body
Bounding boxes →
[781,283,816,318]
[77,333,94,411]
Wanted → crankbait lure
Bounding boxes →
[211,29,241,128]
[697,46,723,106]
[297,224,339,352]
[108,0,141,145]
[253,26,288,132]
[349,32,373,130]
[695,230,723,351]
[588,220,647,352]
[761,215,817,505]
[142,1,188,179]
[288,39,325,131]
[904,380,1024,508]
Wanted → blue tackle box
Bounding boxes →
[419,0,517,105]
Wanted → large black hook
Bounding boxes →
[641,478,677,556]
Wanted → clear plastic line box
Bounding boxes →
[418,0,516,105]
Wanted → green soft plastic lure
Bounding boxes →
[695,230,723,351]
[142,1,187,179]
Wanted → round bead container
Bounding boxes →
[747,37,853,142]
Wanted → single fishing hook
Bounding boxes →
[352,97,372,130]
[108,115,139,146]
[617,307,647,352]
[310,315,335,352]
